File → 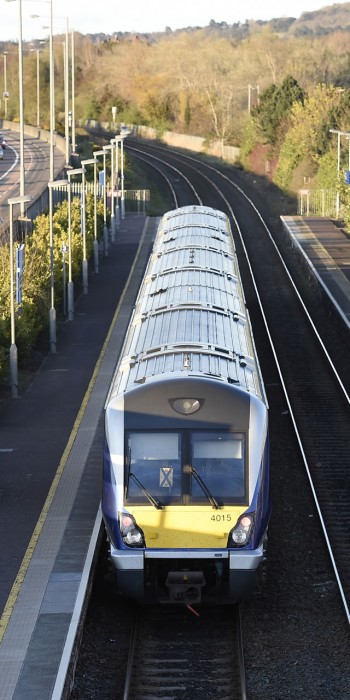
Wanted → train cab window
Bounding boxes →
[190,431,246,503]
[126,432,182,503]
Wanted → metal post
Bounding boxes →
[93,158,99,273]
[67,167,83,319]
[81,166,88,293]
[9,202,17,397]
[8,194,32,397]
[115,138,120,225]
[110,142,116,242]
[3,52,8,118]
[120,136,125,219]
[103,145,111,254]
[71,29,76,154]
[36,49,40,128]
[81,159,95,292]
[64,19,70,166]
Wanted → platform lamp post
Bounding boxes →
[48,179,68,352]
[103,144,112,250]
[67,167,83,319]
[93,150,107,255]
[8,194,32,397]
[92,151,106,271]
[104,143,116,242]
[70,28,77,155]
[120,135,126,220]
[6,0,26,216]
[81,158,95,293]
[111,137,120,226]
[110,140,116,243]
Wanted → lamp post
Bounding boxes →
[70,28,77,155]
[67,167,84,319]
[30,46,44,128]
[3,52,8,118]
[6,0,26,215]
[120,135,126,220]
[8,194,32,397]
[103,144,112,253]
[111,138,120,226]
[81,158,95,293]
[92,153,102,273]
[110,141,116,242]
[48,178,68,352]
[94,149,107,257]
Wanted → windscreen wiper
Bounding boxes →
[190,467,221,510]
[129,473,164,510]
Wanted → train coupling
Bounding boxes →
[166,571,206,604]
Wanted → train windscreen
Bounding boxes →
[126,430,246,505]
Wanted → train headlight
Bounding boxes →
[228,514,254,547]
[119,512,145,547]
[170,398,202,415]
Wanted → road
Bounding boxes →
[0,128,66,236]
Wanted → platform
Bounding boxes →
[281,216,350,330]
[0,214,158,700]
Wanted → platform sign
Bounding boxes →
[16,244,25,305]
[344,170,350,185]
[99,170,105,187]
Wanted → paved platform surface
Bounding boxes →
[281,216,350,329]
[0,212,349,699]
[0,214,158,699]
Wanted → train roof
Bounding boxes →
[109,206,266,403]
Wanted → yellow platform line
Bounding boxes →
[0,218,150,643]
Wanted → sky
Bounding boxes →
[1,0,350,41]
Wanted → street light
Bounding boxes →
[109,141,116,242]
[112,135,127,222]
[94,149,107,258]
[67,167,83,319]
[6,0,26,215]
[81,158,95,293]
[30,45,45,128]
[48,178,68,352]
[120,135,126,220]
[3,52,8,118]
[103,144,112,250]
[8,194,32,397]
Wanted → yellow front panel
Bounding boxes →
[126,505,246,548]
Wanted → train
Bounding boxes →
[102,205,270,605]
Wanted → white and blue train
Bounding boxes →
[102,205,270,605]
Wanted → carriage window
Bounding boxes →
[127,432,181,500]
[191,432,246,501]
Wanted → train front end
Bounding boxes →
[103,375,269,605]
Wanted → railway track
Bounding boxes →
[125,139,350,622]
[122,605,246,700]
[70,136,350,700]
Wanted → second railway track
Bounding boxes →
[70,135,350,700]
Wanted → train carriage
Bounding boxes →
[102,205,270,605]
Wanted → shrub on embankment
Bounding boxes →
[0,194,106,387]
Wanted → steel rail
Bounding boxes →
[125,141,350,625]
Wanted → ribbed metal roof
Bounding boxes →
[110,206,265,400]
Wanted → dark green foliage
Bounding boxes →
[252,75,305,146]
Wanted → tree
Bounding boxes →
[252,75,305,146]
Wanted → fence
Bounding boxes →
[298,189,338,218]
[53,184,150,215]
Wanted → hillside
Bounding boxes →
[83,2,350,43]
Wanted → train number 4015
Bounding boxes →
[211,514,232,522]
